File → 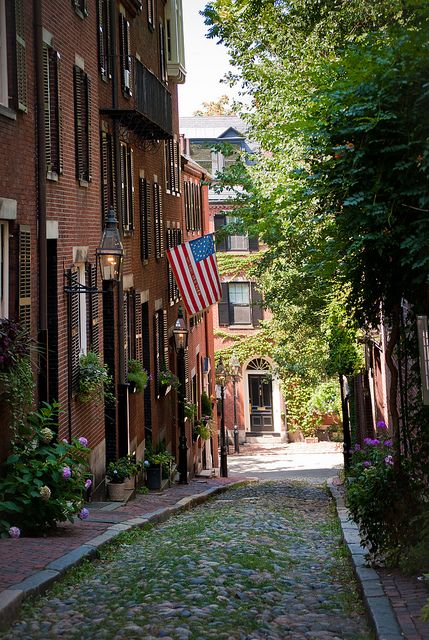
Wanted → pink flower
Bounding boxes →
[84,478,92,490]
[78,508,89,520]
[78,437,88,447]
[385,455,394,466]
[62,466,72,479]
[8,527,21,539]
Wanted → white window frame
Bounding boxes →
[76,263,87,354]
[0,0,8,107]
[0,220,9,317]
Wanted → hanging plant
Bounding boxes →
[77,351,114,404]
[159,369,180,390]
[127,359,149,393]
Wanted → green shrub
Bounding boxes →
[145,444,175,474]
[201,390,213,417]
[106,454,143,483]
[0,402,91,537]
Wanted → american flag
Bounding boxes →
[166,234,222,315]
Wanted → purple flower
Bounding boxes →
[377,420,387,429]
[62,466,72,479]
[363,438,373,445]
[372,438,380,445]
[78,437,88,447]
[84,478,92,490]
[78,508,89,520]
[363,461,372,468]
[354,444,361,451]
[8,527,21,539]
[384,439,392,447]
[385,455,394,466]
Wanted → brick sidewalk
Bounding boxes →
[0,476,240,592]
[378,569,429,640]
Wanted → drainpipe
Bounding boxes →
[34,0,49,403]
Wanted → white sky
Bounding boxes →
[179,0,238,116]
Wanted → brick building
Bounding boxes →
[1,0,217,493]
[180,116,286,445]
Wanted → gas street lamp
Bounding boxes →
[173,307,189,484]
[216,357,228,477]
[229,354,241,454]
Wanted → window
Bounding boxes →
[0,221,9,317]
[166,228,181,304]
[100,130,116,216]
[184,181,202,232]
[98,0,111,81]
[214,214,258,252]
[72,0,88,18]
[153,181,164,259]
[165,138,180,195]
[0,0,8,108]
[74,65,91,183]
[76,263,87,355]
[139,177,151,261]
[119,12,132,96]
[120,142,134,231]
[189,143,212,174]
[44,44,62,178]
[218,282,263,327]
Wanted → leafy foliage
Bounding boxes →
[127,359,149,393]
[77,351,113,404]
[0,402,90,536]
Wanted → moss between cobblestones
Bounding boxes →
[2,482,373,640]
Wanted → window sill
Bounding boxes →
[78,179,89,188]
[47,171,59,182]
[0,104,17,121]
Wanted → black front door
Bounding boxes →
[248,374,273,431]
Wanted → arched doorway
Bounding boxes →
[246,358,274,432]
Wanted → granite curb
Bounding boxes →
[0,479,254,631]
[329,481,404,640]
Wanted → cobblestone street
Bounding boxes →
[0,480,372,640]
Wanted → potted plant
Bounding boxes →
[184,400,197,421]
[106,459,132,501]
[193,416,213,441]
[127,359,148,394]
[77,351,113,404]
[144,446,175,489]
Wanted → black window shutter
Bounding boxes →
[154,182,163,259]
[119,13,132,96]
[120,142,127,228]
[135,291,142,363]
[139,177,151,261]
[218,282,230,326]
[98,0,111,80]
[123,293,129,380]
[43,45,52,171]
[67,268,80,392]
[15,0,27,112]
[251,282,264,326]
[101,131,109,216]
[166,229,174,302]
[248,236,259,252]
[163,309,169,372]
[147,0,154,29]
[128,146,134,230]
[153,311,161,398]
[74,65,84,180]
[85,73,92,181]
[18,225,31,331]
[159,21,166,82]
[214,215,227,251]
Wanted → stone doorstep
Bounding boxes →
[329,480,403,640]
[0,479,247,633]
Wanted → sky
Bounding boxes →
[178,0,238,117]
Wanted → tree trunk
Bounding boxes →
[384,307,401,469]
